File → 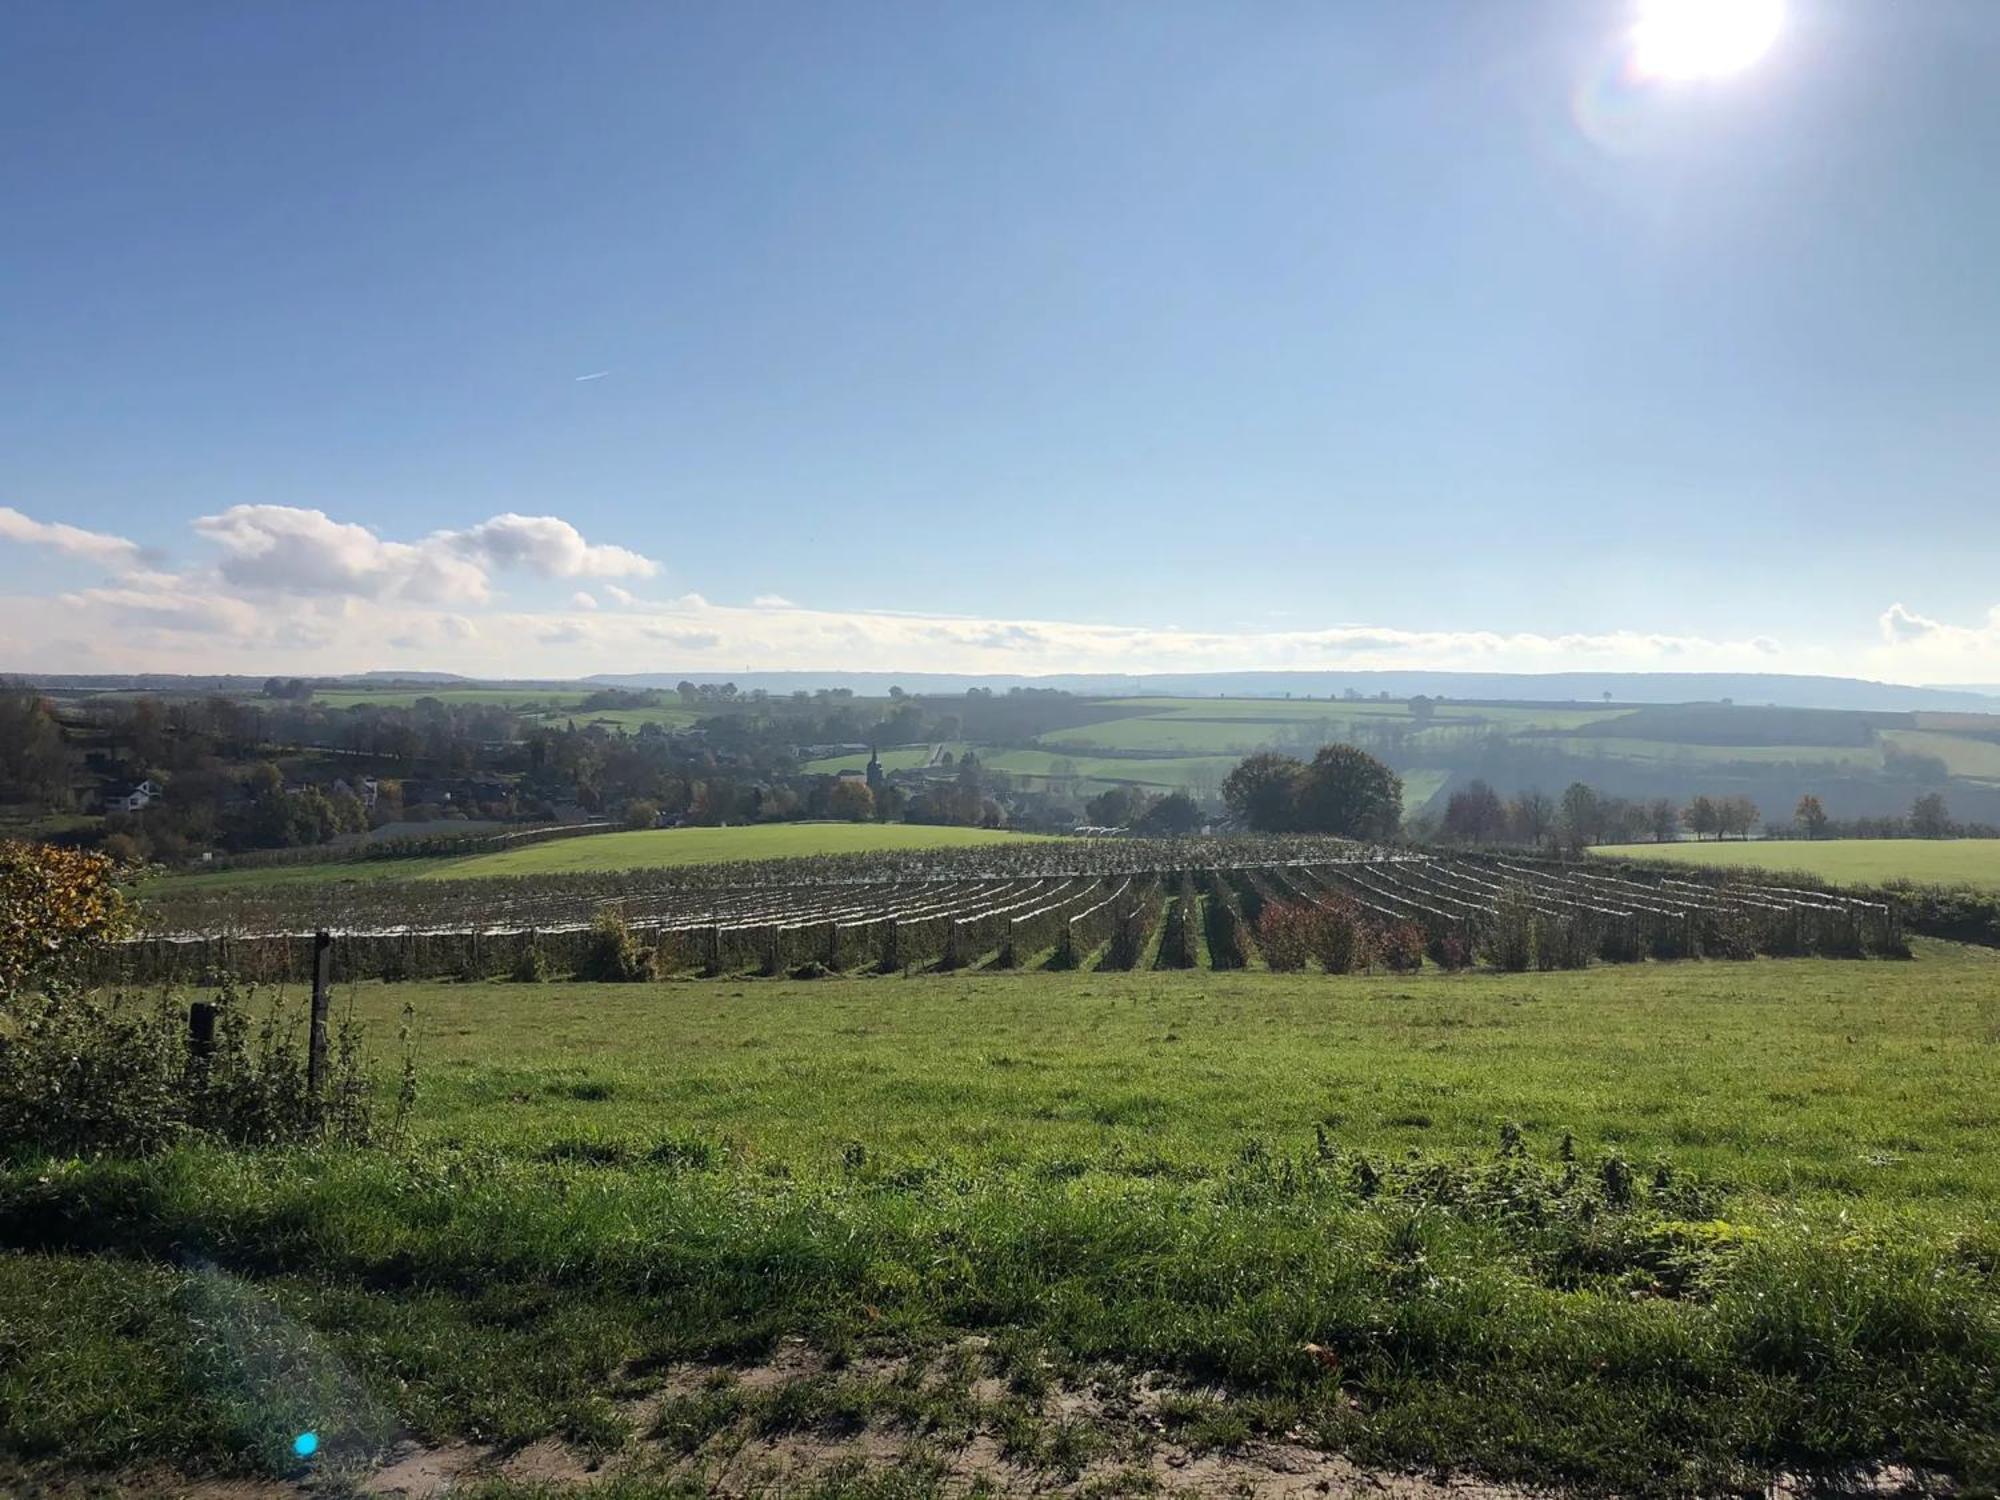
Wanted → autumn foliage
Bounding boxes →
[0,840,131,999]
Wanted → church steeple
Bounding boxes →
[865,741,884,793]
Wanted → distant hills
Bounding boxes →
[587,670,2000,716]
[16,667,2000,716]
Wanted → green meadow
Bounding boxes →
[5,947,1998,1494]
[421,822,1051,878]
[1592,837,2000,891]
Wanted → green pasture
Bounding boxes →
[1592,836,2000,890]
[7,947,1999,1492]
[801,746,953,775]
[1044,699,1628,753]
[1881,728,2000,780]
[1544,736,1884,768]
[523,706,704,733]
[313,687,595,710]
[418,822,1052,878]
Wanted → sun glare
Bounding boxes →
[1630,0,1784,81]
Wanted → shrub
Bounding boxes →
[1375,921,1425,973]
[0,842,131,1000]
[1480,891,1535,972]
[0,986,384,1157]
[576,909,656,982]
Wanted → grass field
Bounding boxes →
[524,705,705,733]
[1882,728,2000,781]
[420,822,1051,878]
[1546,737,1883,768]
[1592,837,2000,890]
[7,947,1998,1493]
[1043,700,1628,754]
[802,746,951,775]
[313,688,596,710]
[146,824,1054,894]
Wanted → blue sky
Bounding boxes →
[3,0,1998,680]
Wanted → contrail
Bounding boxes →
[574,370,609,382]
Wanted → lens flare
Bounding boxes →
[1630,0,1783,81]
[293,1431,320,1459]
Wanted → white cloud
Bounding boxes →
[1865,602,2000,679]
[439,513,658,581]
[194,505,492,604]
[19,500,1969,684]
[0,506,145,570]
[185,505,661,608]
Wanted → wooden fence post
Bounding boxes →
[308,929,332,1095]
[188,1000,217,1065]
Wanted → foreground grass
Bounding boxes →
[4,948,1998,1492]
[1594,836,2000,890]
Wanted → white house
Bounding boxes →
[107,779,161,814]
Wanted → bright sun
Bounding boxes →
[1630,0,1784,81]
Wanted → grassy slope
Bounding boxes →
[6,948,1998,1492]
[1882,727,2000,780]
[147,824,1052,893]
[383,947,2000,1199]
[1545,737,1883,767]
[420,822,1051,878]
[1592,837,2000,890]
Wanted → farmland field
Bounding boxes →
[1039,698,1632,754]
[9,947,1998,1494]
[311,687,597,709]
[418,821,1052,878]
[1592,837,2000,890]
[1541,736,1883,768]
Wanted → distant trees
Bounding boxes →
[826,779,875,822]
[1795,794,1829,840]
[1085,785,1152,828]
[1440,780,1506,843]
[1558,783,1602,853]
[1220,746,1401,839]
[1221,753,1306,832]
[1647,798,1680,844]
[1510,789,1556,849]
[1683,795,1720,841]
[0,684,75,809]
[1133,791,1202,837]
[1911,792,1952,839]
[1716,795,1760,840]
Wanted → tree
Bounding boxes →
[1085,785,1153,828]
[1293,745,1402,839]
[624,798,660,830]
[827,779,875,822]
[1509,789,1556,850]
[1221,753,1305,832]
[1646,797,1680,844]
[1911,792,1952,839]
[1794,794,1828,840]
[1717,795,1760,840]
[1133,791,1202,837]
[1683,796,1720,841]
[1558,782,1602,852]
[1440,780,1505,843]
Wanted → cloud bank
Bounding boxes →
[3,502,1995,684]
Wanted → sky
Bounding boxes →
[3,0,1998,683]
